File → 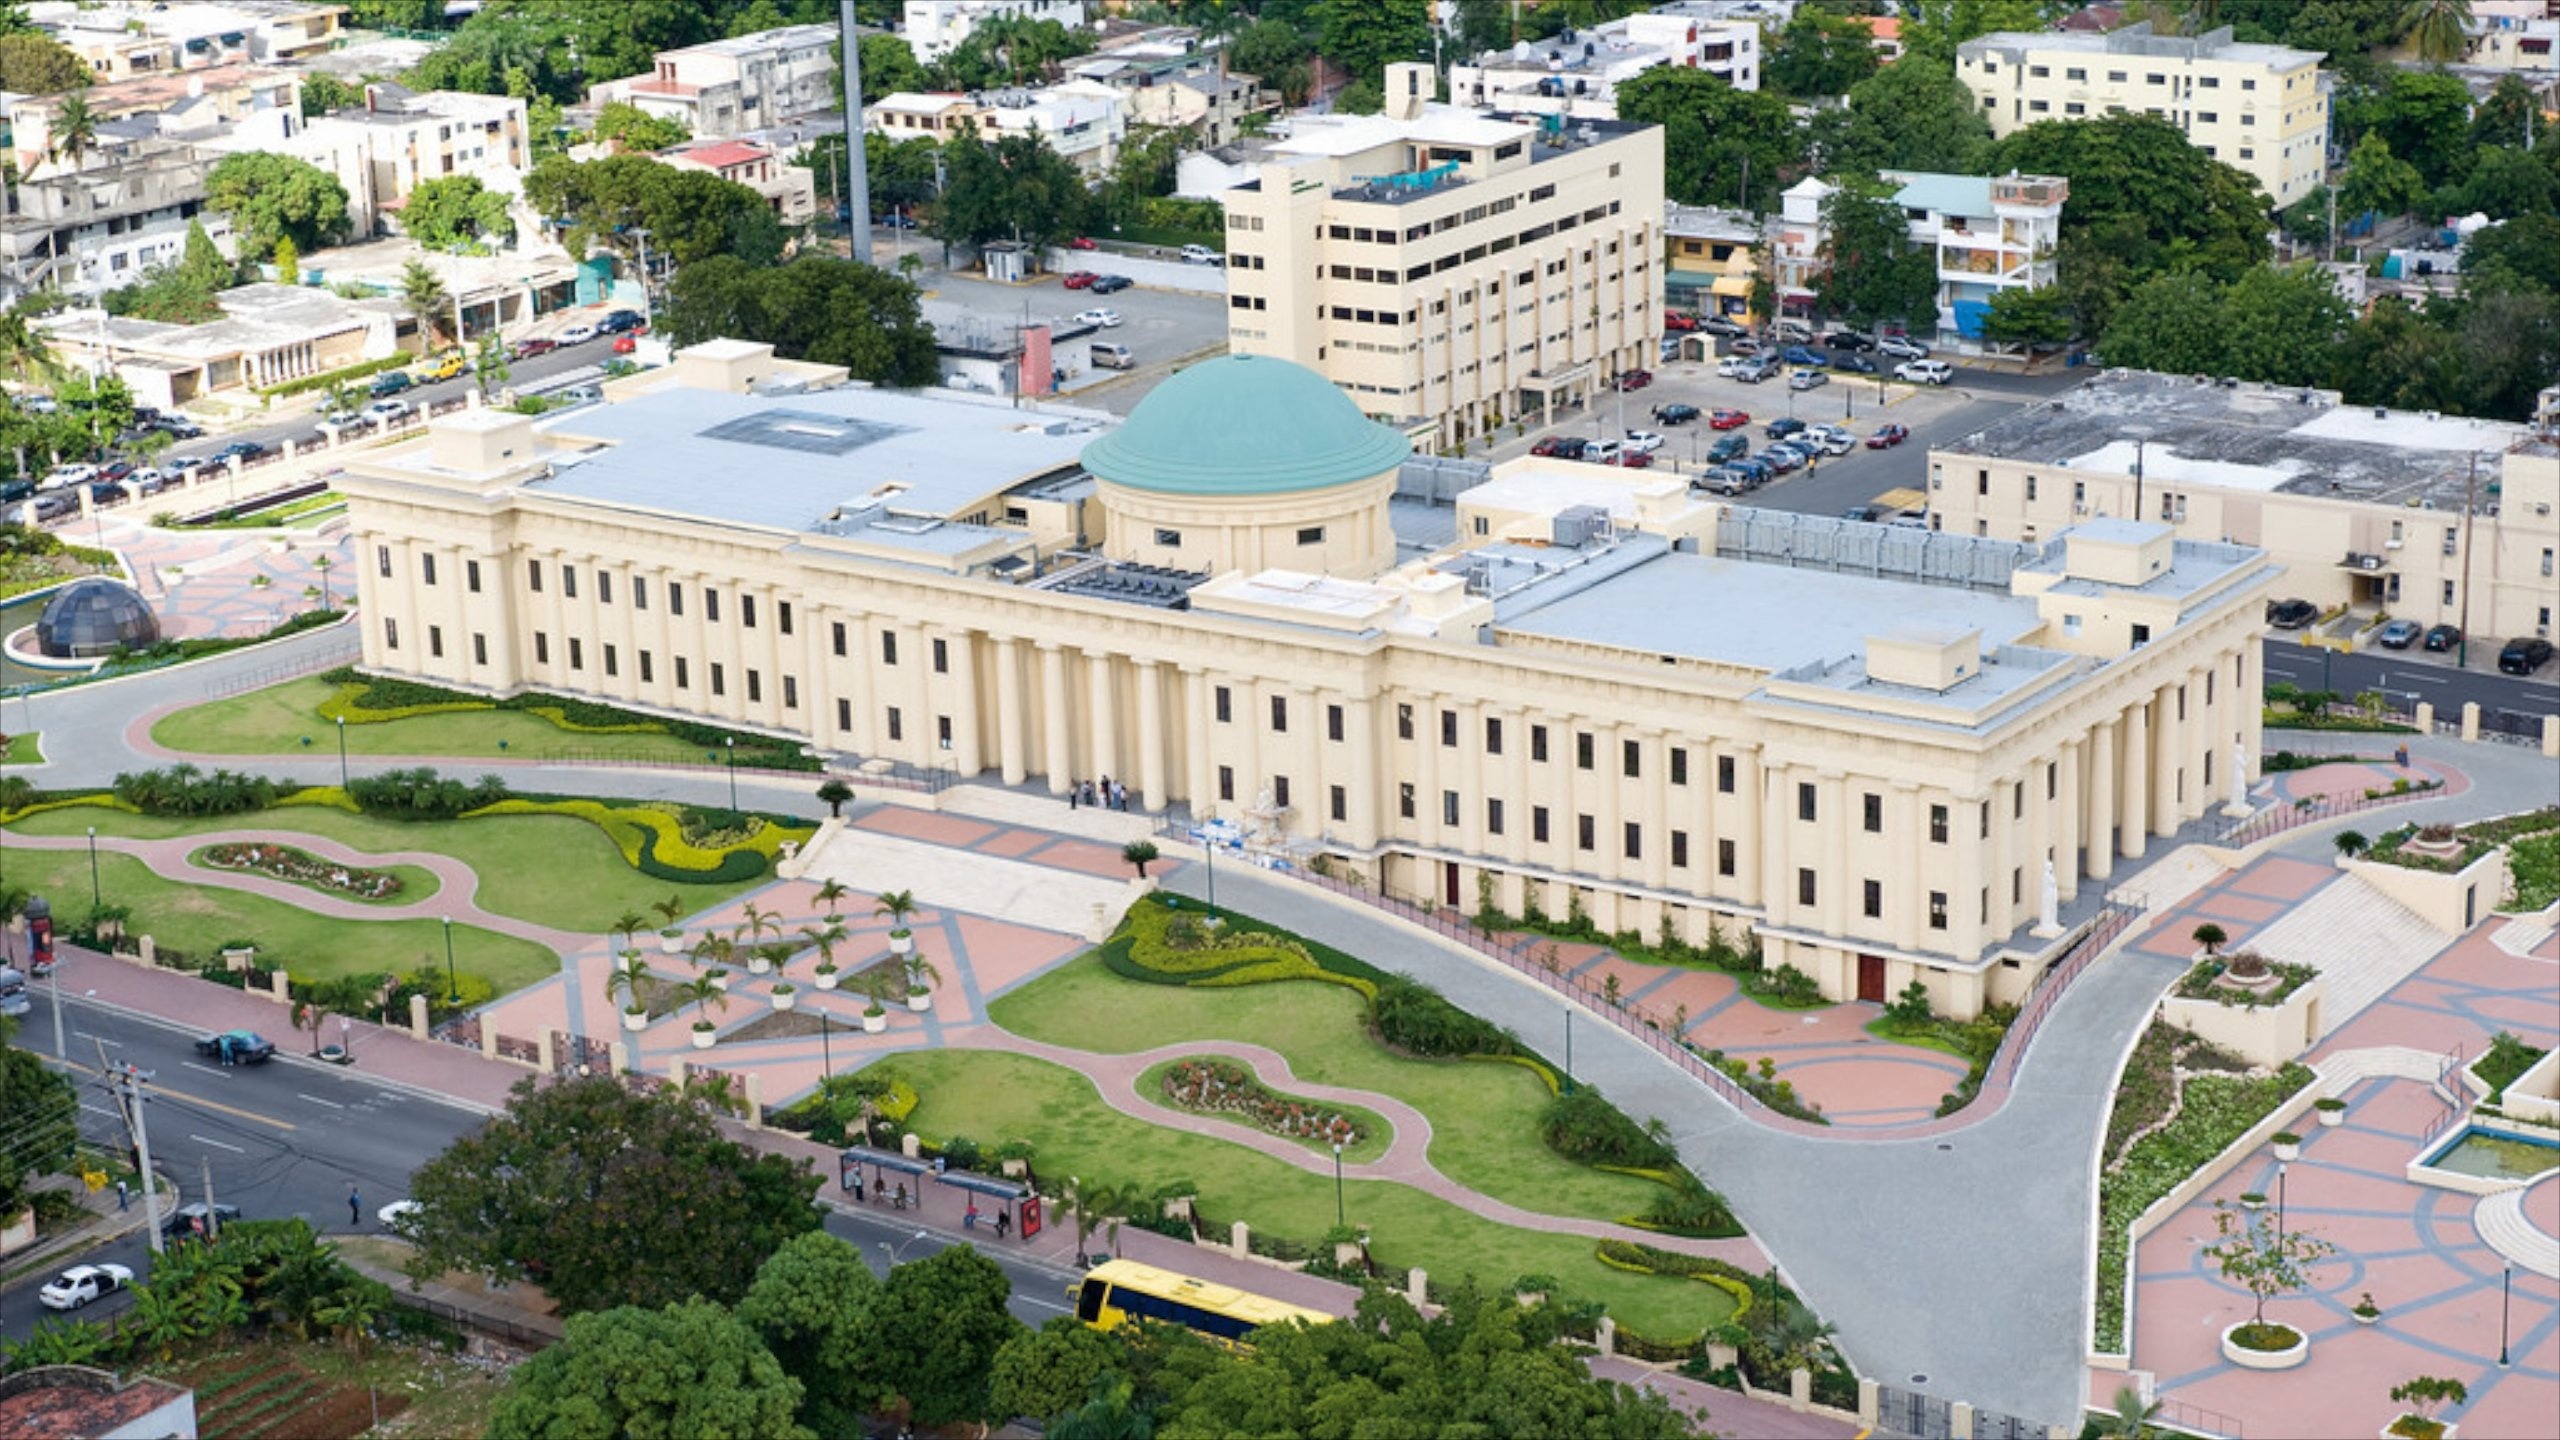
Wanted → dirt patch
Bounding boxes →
[726,1008,840,1044]
[178,1352,410,1440]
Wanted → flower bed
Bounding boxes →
[2369,806,2560,875]
[1158,1055,1373,1150]
[200,842,404,901]
[2174,953,2318,1008]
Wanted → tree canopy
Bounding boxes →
[735,1232,887,1437]
[204,153,354,256]
[593,101,691,155]
[1815,177,1937,330]
[1766,6,1880,100]
[1314,0,1430,88]
[1810,55,1994,176]
[1616,67,1803,213]
[522,154,784,269]
[930,126,1095,253]
[864,1245,1026,1426]
[0,31,86,94]
[661,255,939,384]
[402,1074,822,1315]
[401,175,517,250]
[298,73,362,118]
[489,1299,812,1440]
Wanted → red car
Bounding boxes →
[1613,450,1654,469]
[611,333,638,355]
[511,337,558,360]
[1068,236,1099,251]
[1663,311,1699,332]
[1062,270,1099,289]
[1616,369,1653,391]
[1530,437,1570,457]
[1865,424,1910,449]
[1708,409,1750,430]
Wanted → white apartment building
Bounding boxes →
[1451,12,1759,121]
[37,282,407,410]
[1773,171,2067,343]
[975,82,1126,175]
[278,84,530,239]
[867,92,986,141]
[28,0,344,79]
[1956,23,2329,207]
[1219,65,1664,449]
[587,23,840,139]
[662,140,818,225]
[1925,370,2560,647]
[902,0,1088,64]
[2464,13,2559,72]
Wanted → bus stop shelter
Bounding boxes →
[839,1146,933,1208]
[935,1170,1041,1240]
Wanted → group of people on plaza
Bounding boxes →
[1068,776,1130,811]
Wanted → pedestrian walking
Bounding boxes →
[851,1167,866,1202]
[994,1208,1011,1239]
[1068,781,1081,811]
[348,1184,361,1227]
[1115,780,1129,810]
[965,1201,980,1230]
[114,1178,129,1212]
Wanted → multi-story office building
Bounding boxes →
[1449,12,1760,120]
[902,0,1087,64]
[1774,170,2066,342]
[1218,64,1664,448]
[586,24,840,139]
[0,139,231,300]
[337,341,2275,1018]
[1924,370,2559,647]
[1956,23,2328,207]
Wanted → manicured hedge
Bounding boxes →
[0,793,140,823]
[316,668,819,768]
[1105,897,1379,1000]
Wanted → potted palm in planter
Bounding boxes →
[2239,1191,2268,1212]
[813,877,851,918]
[802,921,848,989]
[771,981,797,1012]
[610,951,652,1033]
[2315,1096,2348,1128]
[740,904,780,971]
[690,931,735,992]
[902,952,939,1013]
[2353,1291,2382,1325]
[877,890,919,956]
[679,974,727,1049]
[2272,1130,2303,1162]
[862,971,891,1033]
[652,895,689,955]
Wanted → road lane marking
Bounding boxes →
[296,1093,346,1110]
[79,1102,117,1118]
[75,1031,119,1046]
[1016,1294,1069,1313]
[49,1058,298,1133]
[181,1062,231,1080]
[189,1134,247,1154]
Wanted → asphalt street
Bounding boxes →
[167,342,625,467]
[2261,639,2559,731]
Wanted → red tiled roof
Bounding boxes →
[671,140,770,170]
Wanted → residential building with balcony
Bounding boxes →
[1956,23,2329,207]
[1923,370,2559,647]
[3,65,300,176]
[867,92,986,140]
[28,0,345,76]
[901,0,1088,64]
[1663,201,1762,325]
[1217,65,1664,449]
[586,23,840,139]
[268,84,530,238]
[1773,170,2065,343]
[1450,12,1759,121]
[2464,9,2559,72]
[337,340,2277,1019]
[661,139,817,225]
[37,282,409,411]
[0,139,232,301]
[974,82,1127,176]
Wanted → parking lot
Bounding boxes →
[919,266,1230,409]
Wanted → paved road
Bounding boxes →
[187,342,624,464]
[2262,639,2559,727]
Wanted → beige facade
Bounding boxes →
[1957,23,2329,207]
[336,343,2277,1020]
[1925,370,2560,646]
[587,23,840,138]
[286,85,531,239]
[1219,64,1664,449]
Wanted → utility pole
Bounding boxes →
[101,1049,164,1255]
[2132,436,2146,523]
[2458,452,2477,668]
[840,0,873,266]
[201,1154,219,1241]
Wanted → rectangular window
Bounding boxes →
[832,622,847,657]
[567,638,583,671]
[881,630,897,665]
[1670,831,1689,868]
[596,571,610,605]
[1531,725,1549,762]
[1718,838,1736,876]
[1577,813,1596,851]
[1327,704,1344,742]
[1441,709,1458,747]
[710,663,726,697]
[1929,891,1949,930]
[1329,785,1347,822]
[1798,782,1817,823]
[1485,717,1503,755]
[885,706,901,740]
[562,566,577,599]
[1864,879,1883,919]
[472,633,487,665]
[639,650,653,683]
[1797,869,1816,906]
[1271,695,1288,733]
[1623,822,1642,860]
[377,544,393,578]
[1930,805,1949,843]
[746,670,762,703]
[2015,784,2027,818]
[1296,526,1325,545]
[1533,806,1551,843]
[1576,732,1595,770]
[386,618,400,650]
[736,593,756,626]
[1154,527,1182,547]
[1670,749,1688,786]
[427,625,443,658]
[783,675,798,710]
[602,643,616,677]
[420,553,437,586]
[1622,739,1641,779]
[703,588,718,622]
[837,697,851,730]
[1215,686,1233,723]
[465,559,481,593]
[1981,802,1991,840]
[936,714,951,749]
[669,583,683,616]
[1397,704,1414,740]
[675,656,690,689]
[1487,798,1505,835]
[1864,793,1883,832]
[2048,762,2059,800]
[633,576,647,610]
[527,560,543,592]
[1717,755,1735,793]
[932,638,948,674]
[1443,791,1460,827]
[778,601,793,636]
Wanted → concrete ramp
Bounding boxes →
[794,820,1136,939]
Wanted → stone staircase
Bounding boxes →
[2246,875,2454,1038]
[2475,1184,2560,1279]
[2491,908,2559,960]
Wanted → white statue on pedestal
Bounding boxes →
[2039,859,2060,933]
[2222,738,2252,817]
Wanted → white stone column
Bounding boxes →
[1182,664,1214,815]
[1954,792,1987,957]
[1761,761,1791,927]
[1990,777,2017,938]
[2121,701,2150,861]
[993,636,1027,785]
[1505,705,1533,866]
[1456,699,1487,856]
[1134,657,1168,812]
[2088,719,2117,881]
[2152,683,2180,839]
[1345,694,1379,847]
[947,629,983,776]
[1891,782,1923,953]
[1593,721,1622,883]
[1413,692,1441,851]
[2057,738,2083,902]
[1821,771,1849,939]
[1643,730,1671,892]
[1038,642,1072,794]
[1087,652,1119,788]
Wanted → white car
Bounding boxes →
[1581,438,1622,464]
[1787,368,1829,391]
[1622,430,1665,455]
[378,1199,423,1234]
[41,463,97,490]
[558,324,599,345]
[1178,244,1222,265]
[1716,355,1750,378]
[1878,336,1930,361]
[1896,359,1953,385]
[39,1263,132,1310]
[1808,426,1856,456]
[362,398,413,425]
[1074,308,1123,329]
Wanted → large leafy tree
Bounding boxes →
[2343,69,2473,189]
[854,32,925,99]
[489,1300,812,1440]
[930,127,1095,253]
[736,1231,887,1436]
[2464,212,2560,296]
[2467,75,2540,153]
[402,1074,823,1315]
[1976,285,2073,347]
[1766,6,1880,100]
[1229,18,1313,105]
[932,15,1095,89]
[298,73,362,118]
[1313,0,1430,87]
[1616,67,1804,213]
[204,153,352,255]
[1815,178,1935,330]
[2445,283,2560,422]
[1899,0,2052,67]
[2339,132,2427,221]
[865,1245,1025,1427]
[991,1320,1133,1427]
[2331,294,2467,412]
[2220,264,2353,385]
[0,32,85,93]
[2096,271,2230,376]
[593,101,690,155]
[2397,0,2474,63]
[522,154,784,268]
[401,175,516,249]
[0,1018,77,1215]
[1811,57,1993,176]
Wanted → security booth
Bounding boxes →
[936,1170,1039,1240]
[839,1146,932,1209]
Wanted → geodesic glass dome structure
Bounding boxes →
[35,578,160,660]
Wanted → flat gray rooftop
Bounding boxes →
[530,385,1105,533]
[1946,370,2525,514]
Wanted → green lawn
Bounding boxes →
[10,804,768,934]
[152,677,721,764]
[1133,1055,1393,1165]
[1,732,38,765]
[989,953,1660,1226]
[7,849,556,995]
[184,844,440,908]
[882,1049,1734,1339]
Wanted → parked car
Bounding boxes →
[0,479,34,504]
[369,370,415,398]
[1616,369,1652,391]
[1615,450,1654,469]
[612,334,639,355]
[2266,598,2319,630]
[1780,345,1828,367]
[1788,368,1830,391]
[193,1029,276,1064]
[1765,417,1807,440]
[1824,331,1875,352]
[1878,336,1931,361]
[557,385,602,406]
[1715,355,1751,378]
[1867,423,1910,449]
[38,1264,132,1310]
[216,440,269,462]
[1089,342,1135,370]
[19,395,57,414]
[423,351,467,381]
[1700,465,1755,495]
[510,337,558,360]
[558,323,599,346]
[135,467,177,496]
[598,309,646,334]
[1062,270,1099,290]
[86,480,129,506]
[163,1202,242,1244]
[1700,315,1747,337]
[1068,236,1099,250]
[2422,624,2462,652]
[1708,408,1751,430]
[31,491,74,521]
[1582,438,1623,464]
[378,1199,424,1234]
[1073,308,1123,329]
[1896,359,1953,385]
[1725,335,1761,355]
[1651,403,1700,425]
[42,463,97,490]
[2498,637,2555,675]
[1663,311,1699,332]
[155,416,205,440]
[1532,437,1590,459]
[1179,243,1222,265]
[1091,274,1134,294]
[362,398,413,425]
[1622,429,1665,455]
[1707,434,1749,463]
[2375,619,2424,649]
[1773,318,1814,342]
[1733,356,1779,383]
[1843,504,1886,522]
[97,460,137,483]
[1758,447,1805,475]
[1831,353,1878,375]
[1807,425,1856,456]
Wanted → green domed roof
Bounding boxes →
[1083,355,1411,498]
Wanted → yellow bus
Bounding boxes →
[1069,1259,1333,1346]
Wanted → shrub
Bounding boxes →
[1539,1088,1674,1169]
[109,766,282,817]
[1369,975,1512,1057]
[1741,963,1822,1007]
[345,766,509,820]
[1628,1178,1744,1239]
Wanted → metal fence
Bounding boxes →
[1871,1385,2065,1440]
[1982,899,2142,1093]
[2153,1395,2247,1438]
[2212,775,2444,851]
[202,630,364,697]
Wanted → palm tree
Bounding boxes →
[2334,829,2370,859]
[0,308,64,392]
[689,930,735,975]
[2399,0,2475,63]
[2091,1386,2164,1439]
[799,921,847,970]
[875,890,919,930]
[813,878,851,917]
[739,900,780,943]
[754,939,798,978]
[677,973,728,1028]
[607,952,652,1015]
[402,259,454,347]
[610,910,649,952]
[46,95,99,176]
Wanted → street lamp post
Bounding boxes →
[1331,1142,1344,1228]
[2275,1161,2288,1241]
[2499,1264,2512,1366]
[441,915,458,1005]
[878,1228,929,1268]
[85,825,99,913]
[818,1010,831,1080]
[724,737,738,814]
[335,715,347,789]
[1202,833,1219,925]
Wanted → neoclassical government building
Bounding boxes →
[340,342,2276,1017]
